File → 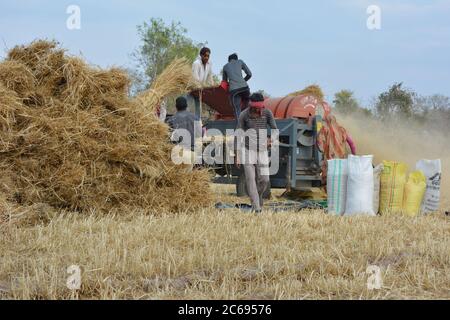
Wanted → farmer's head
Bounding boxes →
[200,47,211,65]
[249,93,265,116]
[228,53,238,62]
[175,97,188,112]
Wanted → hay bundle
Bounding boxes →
[0,40,212,213]
[0,61,35,96]
[61,57,131,107]
[7,40,66,97]
[289,84,325,101]
[135,58,193,112]
[0,84,23,130]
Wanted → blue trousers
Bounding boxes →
[229,87,250,120]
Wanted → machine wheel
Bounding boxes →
[236,170,272,199]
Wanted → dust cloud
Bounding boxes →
[337,113,449,209]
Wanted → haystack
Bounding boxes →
[0,40,212,213]
[289,84,325,101]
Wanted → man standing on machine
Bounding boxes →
[222,53,252,120]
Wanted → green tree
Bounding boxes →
[333,90,360,114]
[132,18,203,92]
[375,83,416,119]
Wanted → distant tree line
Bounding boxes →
[130,18,450,131]
[333,83,450,133]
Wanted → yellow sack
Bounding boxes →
[380,161,408,215]
[403,171,426,217]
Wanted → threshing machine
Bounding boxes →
[192,87,331,196]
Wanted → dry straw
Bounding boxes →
[290,84,325,101]
[135,57,193,113]
[0,40,212,214]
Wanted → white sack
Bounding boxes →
[345,155,375,216]
[416,159,441,214]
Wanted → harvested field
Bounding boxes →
[1,40,448,301]
[0,184,448,300]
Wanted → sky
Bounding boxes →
[1,0,449,105]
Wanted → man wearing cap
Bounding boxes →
[222,53,252,120]
[236,93,277,214]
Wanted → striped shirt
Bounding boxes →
[237,108,277,150]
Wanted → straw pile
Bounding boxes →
[0,40,212,214]
[289,85,325,101]
[135,58,193,110]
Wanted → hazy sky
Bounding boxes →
[1,0,449,105]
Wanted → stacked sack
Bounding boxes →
[379,161,409,215]
[327,157,441,217]
[345,155,376,216]
[403,171,427,217]
[327,159,348,215]
[327,155,376,216]
[416,160,442,214]
[379,160,441,216]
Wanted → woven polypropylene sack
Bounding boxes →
[327,159,348,215]
[345,155,375,216]
[403,171,427,217]
[380,161,408,215]
[416,159,441,214]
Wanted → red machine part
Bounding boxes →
[265,95,317,119]
[192,86,331,120]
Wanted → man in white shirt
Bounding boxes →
[190,47,214,121]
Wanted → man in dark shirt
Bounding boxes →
[236,93,277,213]
[222,53,252,120]
[168,97,200,151]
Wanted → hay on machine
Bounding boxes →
[289,84,325,101]
[0,40,213,215]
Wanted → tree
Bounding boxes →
[423,94,450,111]
[333,90,360,115]
[375,83,416,119]
[131,18,203,93]
[414,94,450,131]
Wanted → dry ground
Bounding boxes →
[0,184,449,300]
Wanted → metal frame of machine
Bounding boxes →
[188,87,329,194]
[205,115,323,193]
